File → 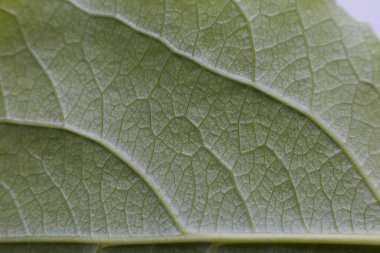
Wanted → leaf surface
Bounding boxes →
[0,0,379,252]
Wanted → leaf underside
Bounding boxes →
[0,0,379,252]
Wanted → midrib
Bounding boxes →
[1,232,380,246]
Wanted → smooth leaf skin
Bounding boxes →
[0,0,380,252]
[102,244,380,253]
[0,244,98,253]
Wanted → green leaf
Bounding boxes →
[0,0,379,252]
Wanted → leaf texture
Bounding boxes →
[1,243,380,253]
[0,0,379,252]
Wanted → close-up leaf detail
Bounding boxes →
[0,0,379,252]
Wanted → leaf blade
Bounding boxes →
[0,0,379,250]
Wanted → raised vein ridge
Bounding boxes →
[66,0,380,203]
[0,118,186,234]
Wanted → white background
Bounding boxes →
[337,0,380,39]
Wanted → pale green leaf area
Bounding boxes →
[0,0,379,252]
